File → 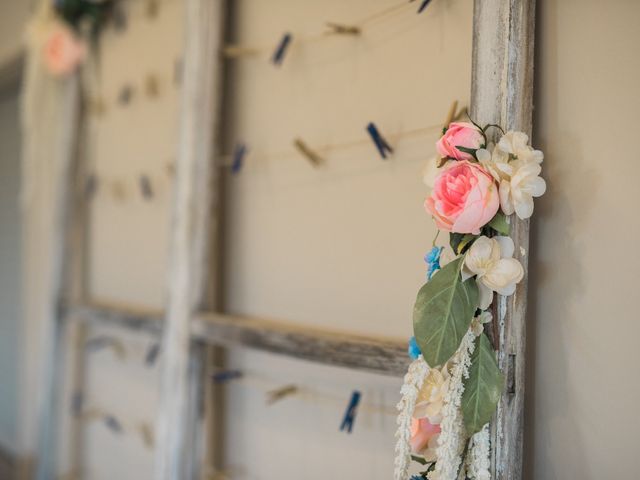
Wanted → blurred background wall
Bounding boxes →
[0,0,638,479]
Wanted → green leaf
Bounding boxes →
[488,212,510,235]
[413,257,479,367]
[411,455,428,465]
[454,145,478,158]
[450,233,477,255]
[461,333,504,434]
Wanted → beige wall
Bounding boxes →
[526,0,640,478]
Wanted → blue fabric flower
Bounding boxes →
[408,336,422,360]
[425,246,443,280]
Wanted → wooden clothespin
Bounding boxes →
[293,138,324,167]
[231,143,248,174]
[145,342,161,367]
[443,100,459,130]
[104,415,123,433]
[366,122,394,159]
[339,390,361,433]
[146,0,159,19]
[211,369,243,384]
[166,162,175,177]
[139,422,155,448]
[266,384,298,405]
[325,22,360,36]
[173,58,183,86]
[145,74,160,98]
[272,33,293,66]
[112,4,128,32]
[111,179,127,201]
[139,174,154,200]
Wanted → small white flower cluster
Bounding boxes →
[429,329,476,480]
[467,425,491,480]
[394,357,431,480]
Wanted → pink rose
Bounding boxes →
[425,161,499,234]
[43,25,86,77]
[436,122,484,161]
[410,417,441,454]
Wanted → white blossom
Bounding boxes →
[467,425,491,480]
[394,357,430,480]
[429,329,476,480]
[463,236,524,310]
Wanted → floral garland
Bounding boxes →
[395,120,546,480]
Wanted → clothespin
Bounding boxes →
[266,384,298,405]
[415,0,433,14]
[339,390,361,433]
[139,422,154,448]
[293,138,324,167]
[173,58,183,86]
[146,0,159,19]
[104,415,123,433]
[231,143,247,174]
[112,4,128,32]
[139,174,154,200]
[145,74,160,98]
[211,369,243,384]
[71,391,84,416]
[85,174,98,199]
[118,84,134,105]
[443,100,458,130]
[272,33,293,66]
[366,123,393,159]
[166,162,175,177]
[325,22,360,36]
[111,179,127,201]
[145,342,161,367]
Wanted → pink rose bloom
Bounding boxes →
[436,122,484,161]
[410,417,441,454]
[43,25,86,77]
[425,161,499,234]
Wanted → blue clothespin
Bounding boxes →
[339,390,361,433]
[416,0,433,14]
[366,123,393,159]
[145,342,161,367]
[71,391,84,416]
[104,415,123,433]
[85,174,98,199]
[231,143,248,174]
[272,33,293,66]
[212,369,243,384]
[139,174,153,199]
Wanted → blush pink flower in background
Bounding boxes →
[424,161,499,234]
[410,417,441,457]
[436,122,484,161]
[43,24,86,77]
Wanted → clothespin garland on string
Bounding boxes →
[145,74,160,98]
[139,174,154,200]
[266,384,298,405]
[293,138,324,167]
[272,32,293,66]
[325,22,360,36]
[145,342,161,367]
[231,142,248,174]
[339,390,362,433]
[212,369,243,384]
[366,122,394,159]
[118,84,135,105]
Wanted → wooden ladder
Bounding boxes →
[34,0,536,478]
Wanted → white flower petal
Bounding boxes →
[514,194,534,219]
[528,175,547,197]
[483,258,524,294]
[464,237,497,275]
[499,180,514,215]
[477,280,493,309]
[495,236,515,259]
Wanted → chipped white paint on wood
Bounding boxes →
[470,0,536,478]
[153,0,225,478]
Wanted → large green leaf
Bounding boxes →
[413,256,478,367]
[461,333,504,434]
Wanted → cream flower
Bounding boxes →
[477,131,546,220]
[499,160,546,219]
[414,365,450,425]
[463,236,524,309]
[422,156,453,189]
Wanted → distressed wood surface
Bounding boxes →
[153,0,225,478]
[470,0,536,478]
[64,301,164,336]
[192,312,409,376]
